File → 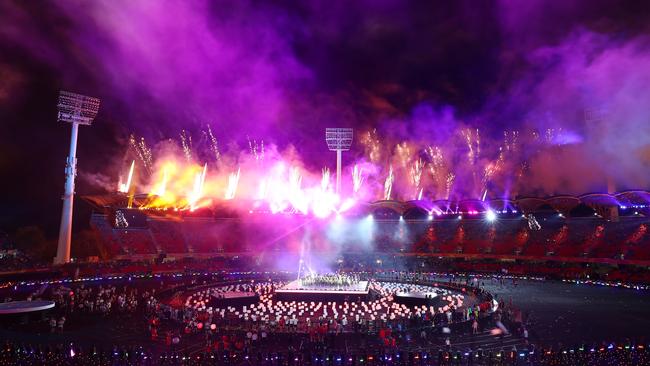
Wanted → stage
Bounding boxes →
[275,279,371,302]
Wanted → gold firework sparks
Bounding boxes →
[445,173,455,200]
[321,168,330,191]
[360,129,381,163]
[180,130,193,162]
[128,134,153,174]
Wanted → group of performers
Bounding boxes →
[299,273,360,288]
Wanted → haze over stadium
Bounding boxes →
[1,1,650,365]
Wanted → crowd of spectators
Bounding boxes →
[1,339,649,365]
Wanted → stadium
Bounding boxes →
[2,1,650,366]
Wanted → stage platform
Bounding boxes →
[0,301,55,314]
[275,279,370,302]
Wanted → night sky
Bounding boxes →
[1,0,650,237]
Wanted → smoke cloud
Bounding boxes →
[1,0,649,204]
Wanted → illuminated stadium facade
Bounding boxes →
[83,191,650,264]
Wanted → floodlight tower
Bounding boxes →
[325,128,353,195]
[54,91,100,265]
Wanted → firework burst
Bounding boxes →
[180,130,193,162]
[204,125,221,163]
[128,134,153,174]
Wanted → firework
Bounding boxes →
[445,173,455,200]
[247,136,265,162]
[224,167,240,200]
[188,163,207,210]
[384,166,394,200]
[288,167,308,214]
[409,158,423,199]
[352,164,364,194]
[395,142,411,168]
[205,125,221,163]
[321,168,330,192]
[256,179,267,200]
[151,165,169,197]
[503,130,519,152]
[180,130,193,162]
[117,160,135,193]
[425,145,445,199]
[360,129,381,163]
[128,135,153,173]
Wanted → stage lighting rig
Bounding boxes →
[54,91,100,265]
[325,128,353,195]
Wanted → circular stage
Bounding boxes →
[0,301,55,315]
[181,278,478,330]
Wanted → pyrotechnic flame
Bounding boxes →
[180,130,193,162]
[352,164,364,194]
[257,179,267,200]
[503,130,519,152]
[321,168,330,192]
[151,166,169,197]
[188,163,207,210]
[224,167,240,200]
[117,160,135,193]
[384,166,394,200]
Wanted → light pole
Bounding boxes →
[54,91,100,265]
[325,128,353,195]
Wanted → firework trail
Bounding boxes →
[289,167,302,193]
[188,163,207,210]
[426,145,445,198]
[180,130,193,162]
[205,125,221,163]
[321,168,330,191]
[352,164,364,194]
[410,158,424,199]
[247,136,265,162]
[384,166,394,200]
[117,160,135,193]
[445,173,455,200]
[224,167,240,200]
[128,134,153,174]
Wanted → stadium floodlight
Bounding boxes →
[54,91,100,265]
[325,128,353,195]
[486,210,496,222]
